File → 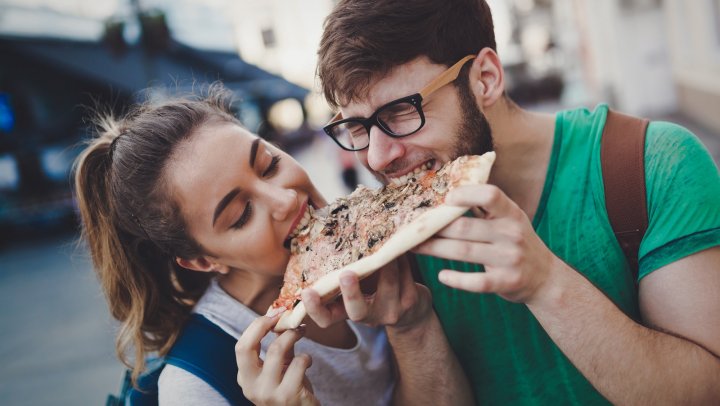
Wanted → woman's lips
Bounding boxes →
[285,199,309,241]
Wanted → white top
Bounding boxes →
[158,279,395,405]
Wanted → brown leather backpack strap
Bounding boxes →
[601,109,650,282]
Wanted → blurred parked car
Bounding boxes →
[0,26,309,246]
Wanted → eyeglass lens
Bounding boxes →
[329,100,423,150]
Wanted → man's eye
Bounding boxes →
[262,155,281,177]
[350,129,366,139]
[231,202,252,229]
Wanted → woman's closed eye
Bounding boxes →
[230,150,280,230]
[262,155,281,177]
[231,201,252,229]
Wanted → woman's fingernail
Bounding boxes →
[266,307,285,318]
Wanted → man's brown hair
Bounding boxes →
[317,0,496,109]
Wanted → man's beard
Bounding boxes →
[452,73,494,158]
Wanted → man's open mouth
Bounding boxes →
[388,159,436,186]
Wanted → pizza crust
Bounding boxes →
[274,152,495,331]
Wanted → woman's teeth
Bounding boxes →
[390,161,434,186]
[289,205,314,238]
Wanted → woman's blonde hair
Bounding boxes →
[73,83,241,383]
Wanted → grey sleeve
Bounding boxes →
[158,364,232,406]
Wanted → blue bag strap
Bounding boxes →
[166,314,252,405]
[127,358,167,406]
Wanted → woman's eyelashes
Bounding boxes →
[262,155,281,177]
[230,154,280,230]
[231,201,252,229]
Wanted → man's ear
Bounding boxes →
[176,257,229,274]
[468,47,505,107]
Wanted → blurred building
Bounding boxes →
[227,0,336,128]
[663,0,720,134]
[547,0,720,134]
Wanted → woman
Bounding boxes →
[74,84,394,405]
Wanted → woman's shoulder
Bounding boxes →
[158,364,231,406]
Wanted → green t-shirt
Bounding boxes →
[416,104,720,405]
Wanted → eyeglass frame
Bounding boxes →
[323,54,477,151]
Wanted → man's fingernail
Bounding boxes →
[340,274,353,287]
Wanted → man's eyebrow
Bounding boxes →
[213,187,241,227]
[249,138,260,168]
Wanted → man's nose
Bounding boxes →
[365,126,406,173]
[265,186,298,221]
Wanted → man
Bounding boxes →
[303,0,720,404]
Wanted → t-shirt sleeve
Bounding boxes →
[638,121,720,279]
[158,364,231,406]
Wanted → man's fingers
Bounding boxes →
[413,238,501,265]
[338,271,370,321]
[431,216,494,242]
[437,269,498,292]
[446,184,514,219]
[302,289,348,328]
[372,262,400,305]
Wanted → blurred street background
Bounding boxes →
[1,0,719,404]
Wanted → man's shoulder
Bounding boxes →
[555,104,609,130]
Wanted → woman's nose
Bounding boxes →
[268,187,298,221]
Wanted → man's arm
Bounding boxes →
[301,255,474,405]
[527,248,720,404]
[415,184,720,404]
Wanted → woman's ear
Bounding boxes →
[469,47,505,107]
[176,257,229,274]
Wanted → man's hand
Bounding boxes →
[301,254,433,331]
[302,254,475,405]
[235,315,319,406]
[413,184,559,304]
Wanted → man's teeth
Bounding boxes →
[390,161,434,186]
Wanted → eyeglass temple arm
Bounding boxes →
[419,55,476,98]
[329,111,343,122]
[328,55,476,122]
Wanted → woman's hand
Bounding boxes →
[235,315,319,406]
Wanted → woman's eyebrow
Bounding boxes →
[213,138,259,227]
[249,138,260,168]
[213,187,241,227]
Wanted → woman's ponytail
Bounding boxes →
[75,86,236,383]
[74,116,150,370]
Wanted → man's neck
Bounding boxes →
[485,101,557,220]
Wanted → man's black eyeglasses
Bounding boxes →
[323,55,476,151]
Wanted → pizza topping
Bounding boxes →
[416,199,432,208]
[275,155,492,312]
[330,203,349,215]
[431,175,448,194]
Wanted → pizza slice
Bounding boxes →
[273,152,496,331]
